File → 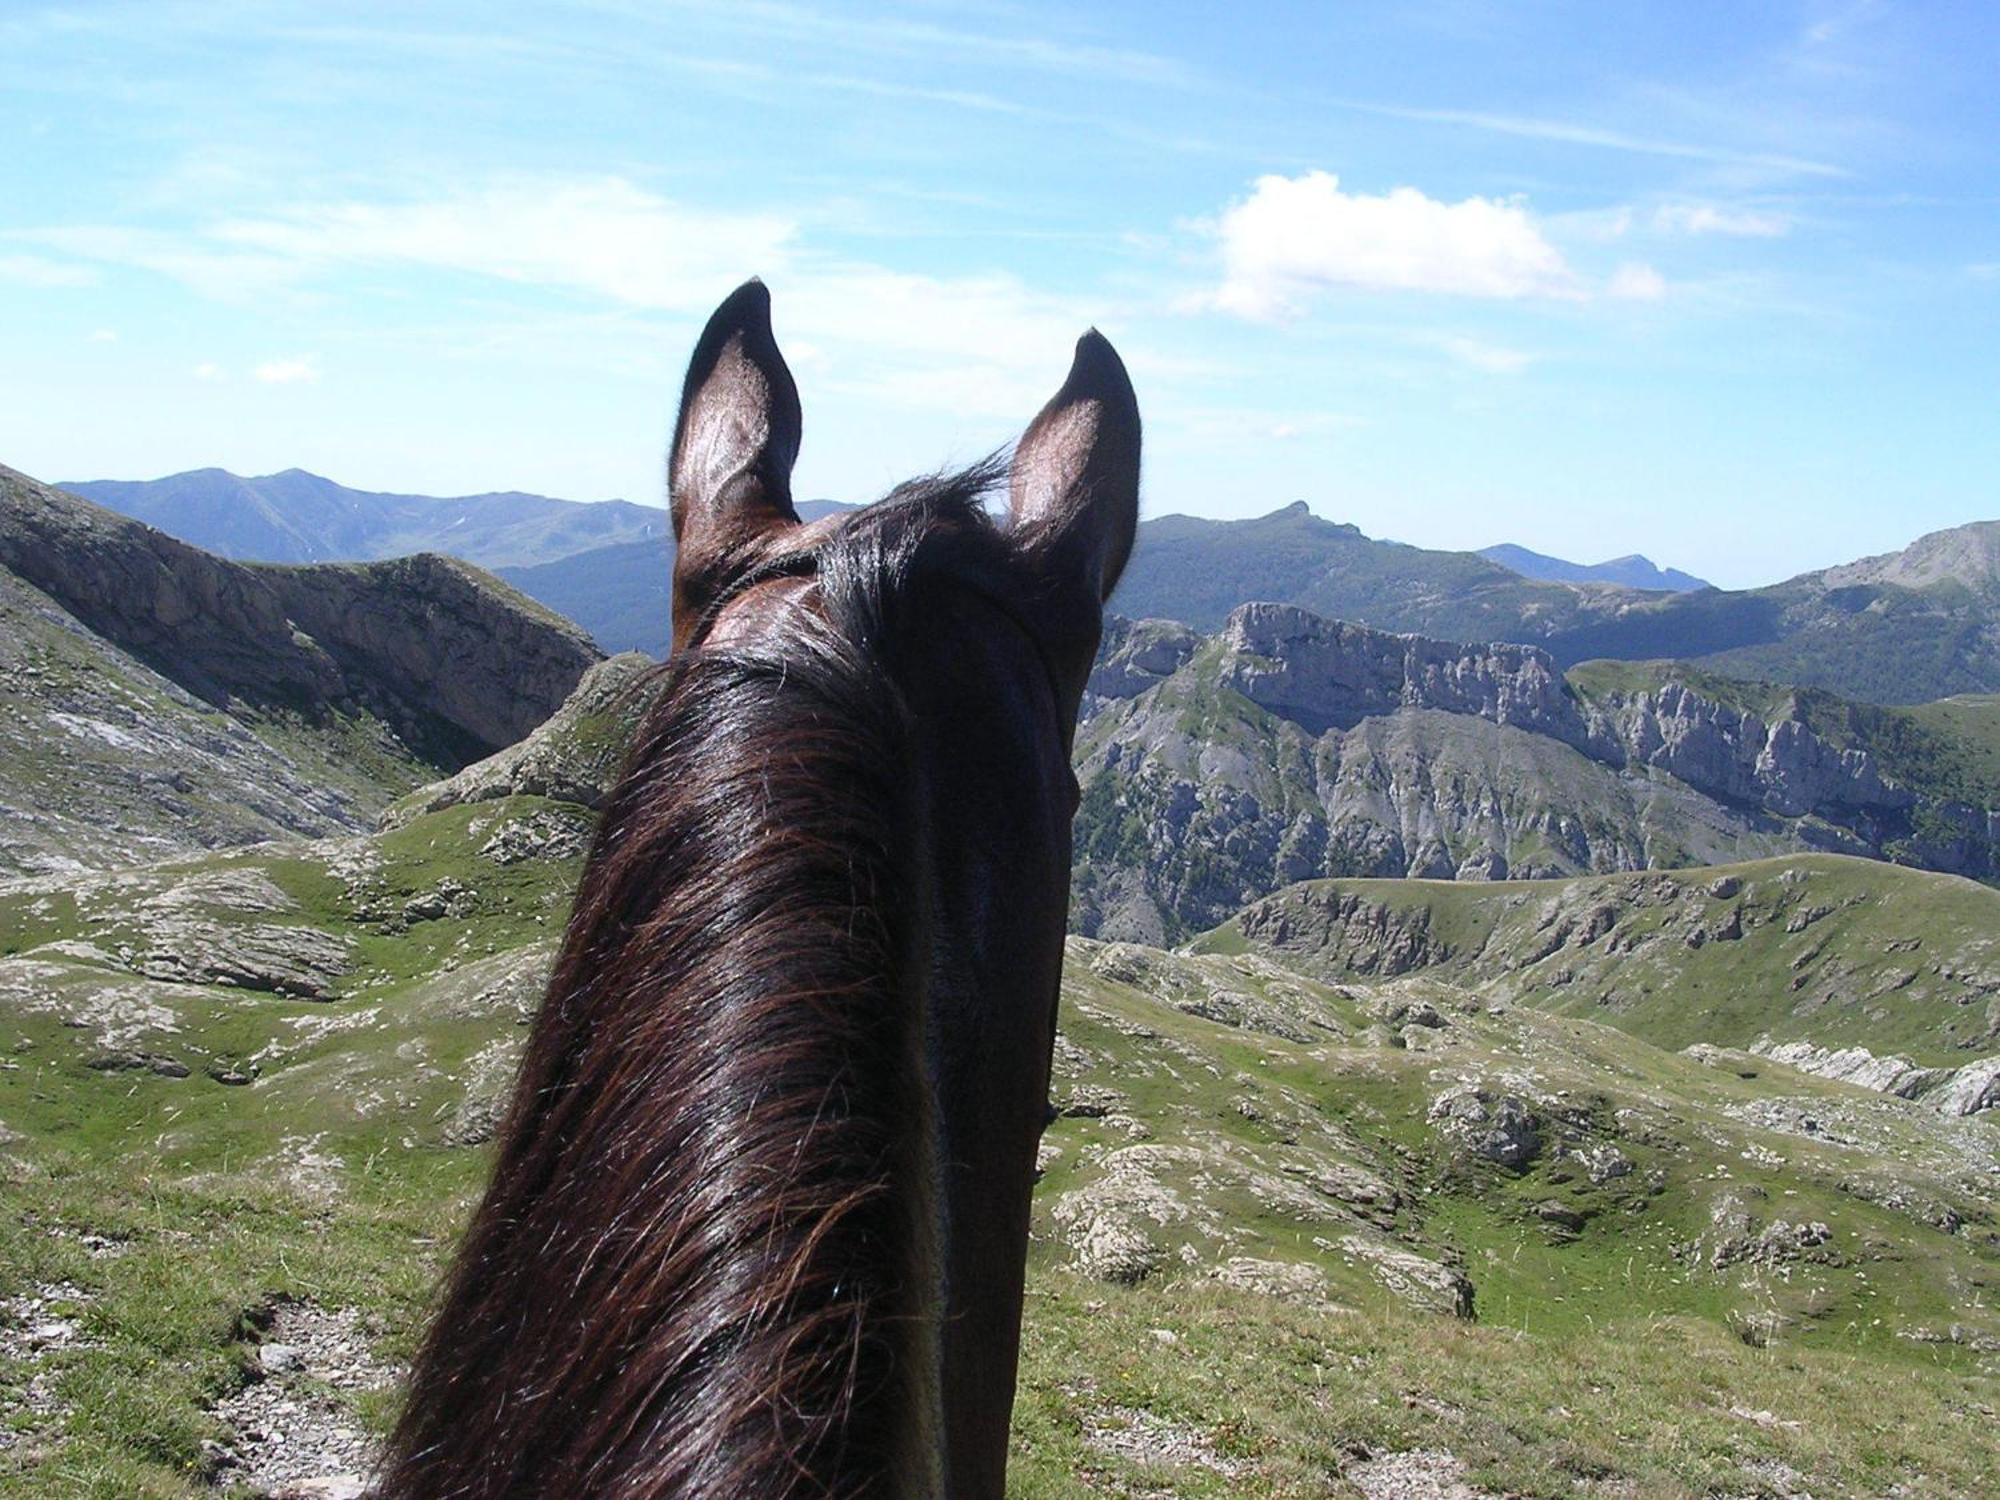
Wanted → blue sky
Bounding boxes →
[2,1,1996,587]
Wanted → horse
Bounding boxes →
[379,279,1140,1499]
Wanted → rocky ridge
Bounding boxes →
[0,464,601,874]
[1108,503,2000,704]
[0,464,598,766]
[1212,854,2000,1069]
[1074,603,2000,938]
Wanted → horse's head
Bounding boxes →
[382,280,1136,1500]
[668,280,1140,1494]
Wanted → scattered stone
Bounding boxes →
[402,877,474,923]
[1057,1083,1125,1119]
[1427,1086,1541,1170]
[1082,1405,1246,1478]
[258,1342,304,1375]
[1346,1447,1500,1499]
[84,1046,189,1077]
[211,1303,399,1494]
[1535,1199,1587,1231]
[478,810,591,865]
[1209,1256,1340,1310]
[1574,1143,1633,1184]
[1339,1235,1475,1318]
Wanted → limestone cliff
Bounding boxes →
[1075,605,2000,939]
[0,465,599,764]
[0,463,602,873]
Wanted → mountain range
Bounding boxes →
[1477,541,1708,591]
[3,457,1996,1495]
[0,463,598,875]
[60,467,665,569]
[1110,503,2000,705]
[67,469,2000,708]
[1073,605,2000,940]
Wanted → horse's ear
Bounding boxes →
[1008,330,1140,609]
[669,280,801,636]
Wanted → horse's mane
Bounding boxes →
[382,467,1005,1499]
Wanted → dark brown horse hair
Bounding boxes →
[380,467,1008,1498]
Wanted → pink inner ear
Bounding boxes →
[671,341,799,547]
[1009,400,1104,533]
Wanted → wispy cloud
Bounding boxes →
[210,177,797,312]
[1203,171,1582,318]
[608,0,1200,88]
[1435,335,1535,374]
[19,226,301,303]
[1654,203,1793,237]
[26,171,1133,424]
[87,327,118,343]
[1607,263,1668,300]
[192,361,225,381]
[254,357,318,385]
[0,252,97,288]
[1338,101,1847,179]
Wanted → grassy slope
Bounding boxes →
[2,820,1996,1497]
[0,568,434,876]
[1570,660,2000,809]
[1201,854,2000,1064]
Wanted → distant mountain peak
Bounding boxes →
[1479,543,1709,593]
[1821,519,2000,594]
[61,467,664,573]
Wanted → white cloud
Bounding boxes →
[254,357,318,384]
[1654,203,1792,237]
[0,252,97,288]
[192,362,225,381]
[211,177,797,313]
[1208,171,1581,319]
[21,226,301,303]
[1436,335,1534,374]
[1608,263,1668,301]
[1336,103,1845,180]
[87,327,118,342]
[23,173,1146,431]
[784,266,1107,419]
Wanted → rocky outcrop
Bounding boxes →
[0,464,598,767]
[1754,1038,2000,1117]
[382,653,658,827]
[1072,601,2000,937]
[1220,603,1582,738]
[1085,616,1201,712]
[1577,683,1909,821]
[1235,889,1447,977]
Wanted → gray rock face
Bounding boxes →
[1427,1087,1542,1171]
[1086,617,1201,711]
[0,463,601,874]
[1072,602,2000,937]
[1236,890,1446,977]
[1756,1038,2000,1117]
[1220,604,1582,738]
[383,652,658,827]
[0,464,598,766]
[1579,683,1905,819]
